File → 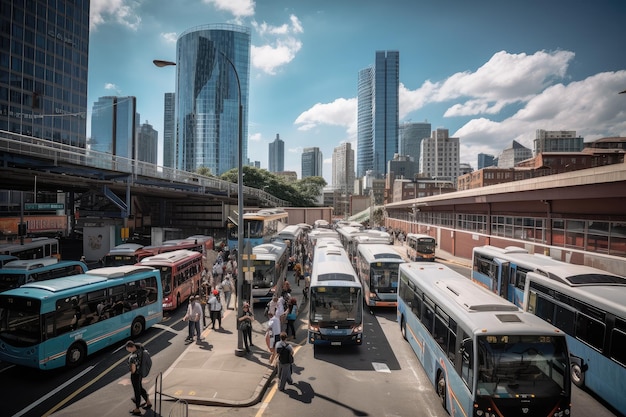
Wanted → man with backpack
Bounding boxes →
[275,332,294,391]
[125,340,152,415]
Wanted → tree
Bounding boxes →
[195,166,212,177]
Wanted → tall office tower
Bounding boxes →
[0,0,90,146]
[357,51,400,178]
[400,121,431,172]
[332,142,355,193]
[175,24,250,175]
[533,129,584,155]
[163,93,176,168]
[497,140,532,168]
[90,96,137,159]
[477,153,495,169]
[357,66,374,178]
[137,121,158,165]
[419,128,460,183]
[268,134,285,172]
[301,147,323,178]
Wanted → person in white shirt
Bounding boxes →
[221,274,233,309]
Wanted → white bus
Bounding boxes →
[0,237,60,260]
[355,243,405,307]
[397,262,571,417]
[524,263,626,414]
[308,245,363,346]
[251,241,289,303]
[405,233,436,262]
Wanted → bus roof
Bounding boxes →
[400,262,562,336]
[536,263,626,286]
[252,242,287,260]
[311,246,359,286]
[406,233,436,240]
[107,243,144,254]
[357,244,404,262]
[3,257,59,270]
[139,249,201,264]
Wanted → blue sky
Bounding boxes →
[88,0,626,186]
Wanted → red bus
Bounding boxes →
[136,239,206,261]
[138,249,203,311]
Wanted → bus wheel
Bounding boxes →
[401,317,407,340]
[571,363,585,388]
[66,342,86,368]
[131,318,145,338]
[437,373,447,411]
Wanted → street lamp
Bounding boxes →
[154,53,246,356]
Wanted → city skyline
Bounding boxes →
[88,0,626,185]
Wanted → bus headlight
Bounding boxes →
[352,325,363,334]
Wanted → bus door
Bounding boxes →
[494,258,509,299]
[507,263,524,307]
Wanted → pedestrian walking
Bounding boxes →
[238,302,254,353]
[266,311,282,364]
[275,332,294,391]
[208,289,223,329]
[285,297,298,339]
[125,341,152,415]
[182,296,204,342]
[221,274,233,309]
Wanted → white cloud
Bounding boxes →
[90,0,142,31]
[104,83,121,94]
[248,132,262,142]
[203,0,255,18]
[251,15,304,75]
[161,32,178,44]
[294,98,357,136]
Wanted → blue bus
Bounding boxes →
[471,245,563,307]
[308,245,363,346]
[397,262,571,417]
[524,264,626,415]
[0,265,162,369]
[0,258,88,292]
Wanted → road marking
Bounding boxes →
[372,362,391,373]
[12,366,94,417]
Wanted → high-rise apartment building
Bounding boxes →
[302,147,323,178]
[268,134,284,172]
[0,0,90,146]
[400,121,431,172]
[419,128,460,184]
[533,130,584,155]
[332,142,355,193]
[357,51,399,178]
[137,121,158,165]
[90,96,137,160]
[163,93,176,168]
[174,24,250,175]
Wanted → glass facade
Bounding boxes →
[175,24,250,175]
[0,0,89,146]
[357,66,374,178]
[163,92,175,168]
[400,122,431,172]
[373,51,399,177]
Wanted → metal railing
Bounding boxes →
[154,372,189,417]
[0,130,289,207]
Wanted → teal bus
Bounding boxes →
[0,258,88,292]
[397,262,571,417]
[0,265,162,369]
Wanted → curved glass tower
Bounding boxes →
[175,24,250,175]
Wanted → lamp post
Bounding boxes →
[154,53,246,356]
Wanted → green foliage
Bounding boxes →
[195,166,212,177]
[219,167,327,207]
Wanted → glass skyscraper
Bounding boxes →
[357,51,399,178]
[301,147,323,178]
[269,133,284,172]
[0,0,90,146]
[400,121,431,172]
[89,96,137,170]
[175,24,250,175]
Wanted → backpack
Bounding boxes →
[139,347,152,377]
[278,344,293,364]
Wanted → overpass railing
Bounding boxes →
[0,130,289,207]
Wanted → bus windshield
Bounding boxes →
[252,261,274,288]
[244,220,264,238]
[476,334,569,397]
[0,297,42,347]
[417,239,436,254]
[370,262,400,291]
[310,286,362,325]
